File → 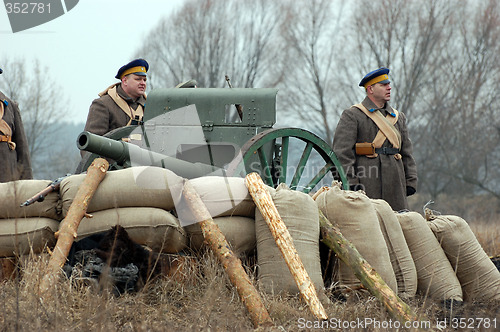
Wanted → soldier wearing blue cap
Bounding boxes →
[83,59,149,137]
[0,67,33,182]
[332,67,417,211]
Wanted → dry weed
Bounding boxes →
[1,243,499,331]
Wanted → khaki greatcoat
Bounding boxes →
[84,84,146,136]
[0,91,33,182]
[332,97,417,211]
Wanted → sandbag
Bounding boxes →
[0,217,59,257]
[175,176,259,227]
[60,166,183,216]
[426,213,500,302]
[372,199,417,298]
[74,207,187,254]
[0,179,62,220]
[316,184,398,294]
[396,211,463,302]
[184,216,256,256]
[256,184,325,299]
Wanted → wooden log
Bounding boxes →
[38,158,109,299]
[244,172,328,321]
[182,180,273,329]
[318,209,420,324]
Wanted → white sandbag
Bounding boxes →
[256,184,325,299]
[372,199,417,298]
[316,184,398,294]
[184,216,256,256]
[426,213,500,302]
[60,166,183,216]
[0,217,59,257]
[189,176,256,217]
[0,180,61,220]
[75,207,187,254]
[396,211,463,301]
[175,176,260,227]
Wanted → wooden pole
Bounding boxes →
[317,209,420,324]
[182,180,273,329]
[244,173,328,321]
[38,158,109,299]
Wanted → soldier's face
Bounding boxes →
[122,74,147,99]
[370,82,391,103]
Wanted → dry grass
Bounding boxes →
[1,241,499,332]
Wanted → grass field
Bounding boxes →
[0,219,498,331]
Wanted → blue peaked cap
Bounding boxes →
[115,59,149,79]
[359,67,390,87]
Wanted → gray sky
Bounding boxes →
[1,0,185,124]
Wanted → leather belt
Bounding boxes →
[375,147,399,155]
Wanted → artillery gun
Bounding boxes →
[77,88,348,193]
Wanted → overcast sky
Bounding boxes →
[1,0,185,124]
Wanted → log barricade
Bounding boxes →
[181,179,273,329]
[245,172,328,321]
[38,158,109,300]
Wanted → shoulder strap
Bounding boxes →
[354,103,401,149]
[0,100,13,137]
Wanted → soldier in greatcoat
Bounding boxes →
[0,68,33,182]
[83,59,148,136]
[332,67,417,211]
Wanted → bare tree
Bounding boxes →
[276,0,347,144]
[139,0,287,89]
[0,57,72,179]
[131,0,500,207]
[419,0,500,199]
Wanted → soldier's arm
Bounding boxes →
[12,101,33,180]
[84,98,111,136]
[398,112,417,193]
[332,109,359,186]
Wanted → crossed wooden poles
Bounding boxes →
[37,160,420,328]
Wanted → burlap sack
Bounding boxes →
[188,176,255,217]
[184,216,256,256]
[396,211,463,301]
[0,180,62,220]
[372,199,417,298]
[175,176,260,227]
[0,217,59,257]
[426,213,500,302]
[60,166,183,216]
[75,207,187,253]
[256,184,325,299]
[316,184,398,294]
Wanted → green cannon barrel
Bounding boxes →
[77,131,224,179]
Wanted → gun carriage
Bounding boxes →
[77,88,349,193]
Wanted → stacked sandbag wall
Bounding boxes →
[425,211,500,302]
[255,184,326,301]
[396,211,463,302]
[0,179,62,257]
[179,176,260,256]
[59,166,187,254]
[316,184,398,294]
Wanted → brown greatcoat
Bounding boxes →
[332,96,417,211]
[0,91,33,182]
[83,83,146,136]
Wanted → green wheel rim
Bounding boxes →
[227,127,349,193]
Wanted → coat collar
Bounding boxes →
[117,84,146,107]
[361,97,395,117]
